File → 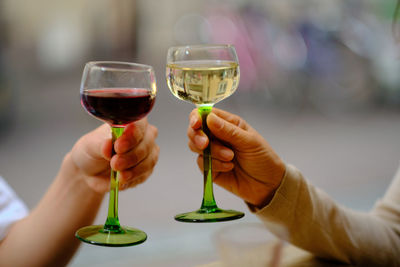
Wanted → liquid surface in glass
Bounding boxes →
[166,60,239,105]
[81,88,155,126]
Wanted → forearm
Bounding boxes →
[255,164,400,266]
[0,153,105,267]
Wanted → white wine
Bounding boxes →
[166,60,240,105]
[167,45,245,223]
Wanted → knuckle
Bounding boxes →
[188,141,196,152]
[237,117,248,130]
[137,147,146,162]
[150,124,158,138]
[151,151,158,167]
[129,153,139,165]
[227,126,240,139]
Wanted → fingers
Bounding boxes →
[118,143,160,190]
[209,108,249,131]
[188,107,254,152]
[188,139,234,162]
[207,112,253,148]
[187,123,208,150]
[119,175,148,190]
[196,155,234,173]
[189,108,249,131]
[72,119,159,193]
[111,118,159,190]
[105,118,159,190]
[111,123,158,171]
[101,139,113,160]
[114,118,149,154]
[189,108,203,129]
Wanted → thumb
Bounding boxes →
[71,124,110,175]
[207,112,253,149]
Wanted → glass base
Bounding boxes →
[175,208,244,223]
[75,225,147,247]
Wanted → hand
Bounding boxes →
[70,118,159,193]
[187,108,286,208]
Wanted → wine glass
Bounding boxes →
[76,61,156,246]
[166,44,244,222]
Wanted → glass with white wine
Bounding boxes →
[166,44,244,222]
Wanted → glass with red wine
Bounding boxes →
[76,61,156,247]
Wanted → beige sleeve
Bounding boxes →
[253,164,400,266]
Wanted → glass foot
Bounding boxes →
[175,208,244,223]
[75,225,147,247]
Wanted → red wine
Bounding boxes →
[81,88,155,126]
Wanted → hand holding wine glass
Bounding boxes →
[187,108,286,209]
[76,61,157,246]
[70,119,159,194]
[166,44,244,222]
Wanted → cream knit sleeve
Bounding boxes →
[254,164,400,266]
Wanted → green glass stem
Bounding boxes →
[103,126,124,232]
[198,105,218,212]
[75,125,147,245]
[174,105,244,222]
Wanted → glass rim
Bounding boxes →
[85,61,154,72]
[214,222,287,244]
[167,44,235,50]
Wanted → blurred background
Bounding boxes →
[1,0,400,266]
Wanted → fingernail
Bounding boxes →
[190,116,197,127]
[220,149,234,160]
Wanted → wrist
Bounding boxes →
[253,161,286,210]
